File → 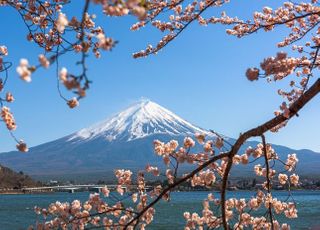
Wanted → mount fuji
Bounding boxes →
[68,100,209,143]
[0,100,212,181]
[0,99,319,182]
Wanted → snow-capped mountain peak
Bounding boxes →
[68,99,208,142]
[2,100,319,179]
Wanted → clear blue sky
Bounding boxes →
[0,1,319,152]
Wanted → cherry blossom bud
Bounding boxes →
[0,46,8,56]
[67,97,79,109]
[246,68,259,81]
[16,59,32,82]
[101,186,110,197]
[184,137,195,148]
[16,140,28,152]
[5,92,14,102]
[290,174,299,186]
[195,133,206,144]
[38,54,50,68]
[56,13,68,33]
[278,173,288,185]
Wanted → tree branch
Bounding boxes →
[262,134,274,230]
[220,78,320,229]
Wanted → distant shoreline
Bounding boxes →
[0,188,319,195]
[0,191,54,195]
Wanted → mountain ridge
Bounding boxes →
[0,99,319,182]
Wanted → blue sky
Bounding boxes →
[0,1,319,152]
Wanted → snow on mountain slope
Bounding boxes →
[1,99,320,180]
[68,100,209,142]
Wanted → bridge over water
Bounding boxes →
[22,184,152,193]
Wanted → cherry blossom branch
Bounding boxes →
[303,45,320,92]
[123,151,230,229]
[133,0,225,58]
[209,129,233,148]
[245,11,320,37]
[31,76,320,229]
[220,77,320,229]
[261,134,274,230]
[126,76,319,228]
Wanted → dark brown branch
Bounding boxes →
[303,46,320,92]
[261,134,274,230]
[220,156,231,229]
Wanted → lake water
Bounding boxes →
[0,190,319,229]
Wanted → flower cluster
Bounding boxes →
[16,140,28,152]
[145,164,160,176]
[115,169,133,191]
[1,106,16,130]
[93,0,148,19]
[285,153,299,171]
[0,45,8,56]
[185,190,298,229]
[67,97,79,109]
[32,167,157,229]
[260,52,300,81]
[16,59,33,82]
[38,54,49,68]
[190,169,216,187]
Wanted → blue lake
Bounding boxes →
[0,190,319,229]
